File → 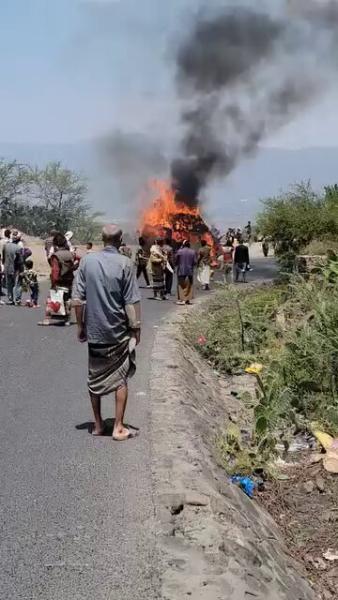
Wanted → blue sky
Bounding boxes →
[0,0,188,143]
[1,0,338,147]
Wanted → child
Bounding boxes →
[24,259,40,307]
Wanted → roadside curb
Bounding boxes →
[150,307,315,600]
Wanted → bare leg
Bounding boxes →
[112,385,132,440]
[90,392,104,435]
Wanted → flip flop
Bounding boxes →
[91,424,107,436]
[112,428,140,442]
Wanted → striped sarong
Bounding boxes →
[88,337,136,396]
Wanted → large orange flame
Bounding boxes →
[139,179,215,250]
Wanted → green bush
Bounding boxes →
[185,265,338,464]
[256,182,338,255]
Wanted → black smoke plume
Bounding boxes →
[172,3,338,207]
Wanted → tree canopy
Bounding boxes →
[256,182,338,250]
[0,159,102,241]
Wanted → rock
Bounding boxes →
[185,492,209,507]
[309,453,323,464]
[171,503,184,516]
[328,566,338,578]
[323,510,338,523]
[316,475,325,493]
[303,480,315,494]
[229,413,238,423]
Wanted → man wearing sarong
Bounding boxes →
[73,224,141,441]
[197,239,211,291]
[150,239,166,300]
[175,240,197,305]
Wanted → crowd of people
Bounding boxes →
[131,229,253,304]
[0,228,80,324]
[0,222,256,317]
[0,223,257,442]
[0,228,39,307]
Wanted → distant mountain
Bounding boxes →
[1,142,338,225]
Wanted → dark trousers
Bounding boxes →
[136,264,150,287]
[6,273,15,302]
[165,269,173,295]
[30,284,39,305]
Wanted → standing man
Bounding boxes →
[245,221,252,244]
[3,232,24,305]
[176,240,197,305]
[73,224,141,441]
[163,237,174,298]
[197,239,212,291]
[135,236,151,288]
[234,239,250,283]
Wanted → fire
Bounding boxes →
[139,179,215,250]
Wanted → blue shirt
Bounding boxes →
[176,247,197,277]
[73,246,141,344]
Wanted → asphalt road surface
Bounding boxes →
[0,250,276,600]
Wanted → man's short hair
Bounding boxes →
[102,224,123,245]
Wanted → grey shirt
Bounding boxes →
[3,241,23,275]
[73,246,141,344]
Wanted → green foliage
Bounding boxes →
[0,158,99,241]
[187,268,338,470]
[183,285,284,373]
[256,182,338,256]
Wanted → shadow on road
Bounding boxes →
[75,418,140,436]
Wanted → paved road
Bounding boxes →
[0,249,276,600]
[0,285,174,600]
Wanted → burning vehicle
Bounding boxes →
[139,179,217,253]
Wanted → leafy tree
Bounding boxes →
[256,182,338,252]
[34,162,88,232]
[0,160,33,226]
[74,212,104,242]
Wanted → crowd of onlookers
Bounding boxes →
[0,221,259,314]
[0,228,39,307]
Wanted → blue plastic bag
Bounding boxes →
[230,475,256,499]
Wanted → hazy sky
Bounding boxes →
[1,0,338,148]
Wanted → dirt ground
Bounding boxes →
[259,459,338,599]
[22,235,100,279]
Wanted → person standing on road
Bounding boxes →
[119,242,133,260]
[176,240,197,305]
[163,237,174,298]
[73,224,141,441]
[234,239,250,283]
[150,238,166,300]
[262,238,269,257]
[3,232,24,305]
[135,236,151,288]
[245,221,252,244]
[197,239,212,291]
[40,233,76,325]
[221,239,234,284]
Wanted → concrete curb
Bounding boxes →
[150,308,315,600]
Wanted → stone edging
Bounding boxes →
[150,308,315,600]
